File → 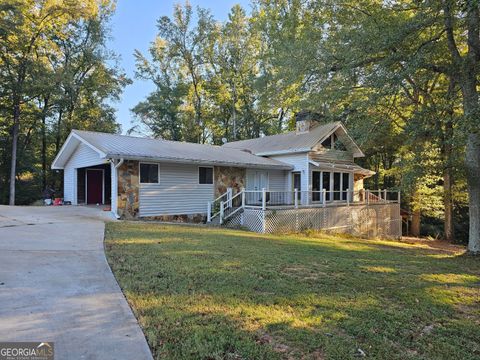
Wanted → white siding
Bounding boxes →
[268,169,288,191]
[245,169,288,191]
[63,143,105,204]
[269,153,309,193]
[139,162,214,217]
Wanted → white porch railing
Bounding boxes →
[208,188,400,225]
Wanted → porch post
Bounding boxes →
[294,188,298,208]
[241,187,245,208]
[366,190,370,205]
[110,161,117,217]
[220,201,224,224]
[322,189,326,208]
[227,187,233,208]
[346,188,350,206]
[378,189,381,202]
[207,202,212,222]
[262,188,266,210]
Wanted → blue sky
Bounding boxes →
[108,0,251,133]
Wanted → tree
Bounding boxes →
[0,0,114,205]
[0,0,128,205]
[252,0,478,252]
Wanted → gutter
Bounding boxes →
[105,154,293,171]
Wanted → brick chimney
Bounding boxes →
[295,110,322,134]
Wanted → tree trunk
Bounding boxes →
[465,132,480,253]
[443,118,454,242]
[411,209,421,237]
[443,170,454,242]
[9,101,20,205]
[41,96,50,190]
[55,108,63,153]
[461,68,480,253]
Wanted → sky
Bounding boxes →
[108,0,251,134]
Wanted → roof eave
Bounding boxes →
[106,154,293,170]
[254,148,311,156]
[51,131,107,169]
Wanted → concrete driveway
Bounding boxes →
[0,205,153,360]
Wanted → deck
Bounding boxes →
[208,189,401,238]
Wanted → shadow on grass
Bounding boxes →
[105,223,480,360]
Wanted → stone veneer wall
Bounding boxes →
[117,160,139,219]
[214,166,246,198]
[353,173,365,202]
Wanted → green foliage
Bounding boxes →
[0,0,129,204]
[132,3,291,144]
[132,1,472,241]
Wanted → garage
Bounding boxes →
[51,131,116,209]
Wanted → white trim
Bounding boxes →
[72,133,107,158]
[198,166,214,185]
[111,158,123,219]
[139,162,160,184]
[292,171,301,191]
[73,168,78,205]
[85,168,105,204]
[51,132,75,169]
[254,149,311,156]
[51,131,107,169]
[308,159,374,176]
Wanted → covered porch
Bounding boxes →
[208,189,401,238]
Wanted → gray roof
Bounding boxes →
[70,130,292,170]
[223,121,363,157]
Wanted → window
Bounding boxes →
[140,163,159,184]
[342,173,350,200]
[333,172,341,200]
[323,171,331,201]
[312,171,321,201]
[321,135,332,149]
[199,167,213,184]
[293,172,301,200]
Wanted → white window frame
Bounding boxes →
[139,162,160,184]
[310,170,352,203]
[198,166,214,185]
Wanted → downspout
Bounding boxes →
[111,158,124,219]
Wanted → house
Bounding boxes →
[52,111,401,237]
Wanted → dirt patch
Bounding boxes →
[400,237,466,254]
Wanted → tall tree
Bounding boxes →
[0,0,127,204]
[0,0,113,205]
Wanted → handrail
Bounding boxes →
[223,205,243,221]
[209,188,400,223]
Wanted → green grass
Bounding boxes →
[105,223,480,360]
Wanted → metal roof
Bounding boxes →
[53,130,293,170]
[222,122,364,157]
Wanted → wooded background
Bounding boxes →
[1,0,479,252]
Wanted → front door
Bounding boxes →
[255,171,268,191]
[246,170,269,204]
[292,172,301,200]
[86,169,103,204]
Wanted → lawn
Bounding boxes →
[105,223,480,360]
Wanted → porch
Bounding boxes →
[207,189,402,238]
